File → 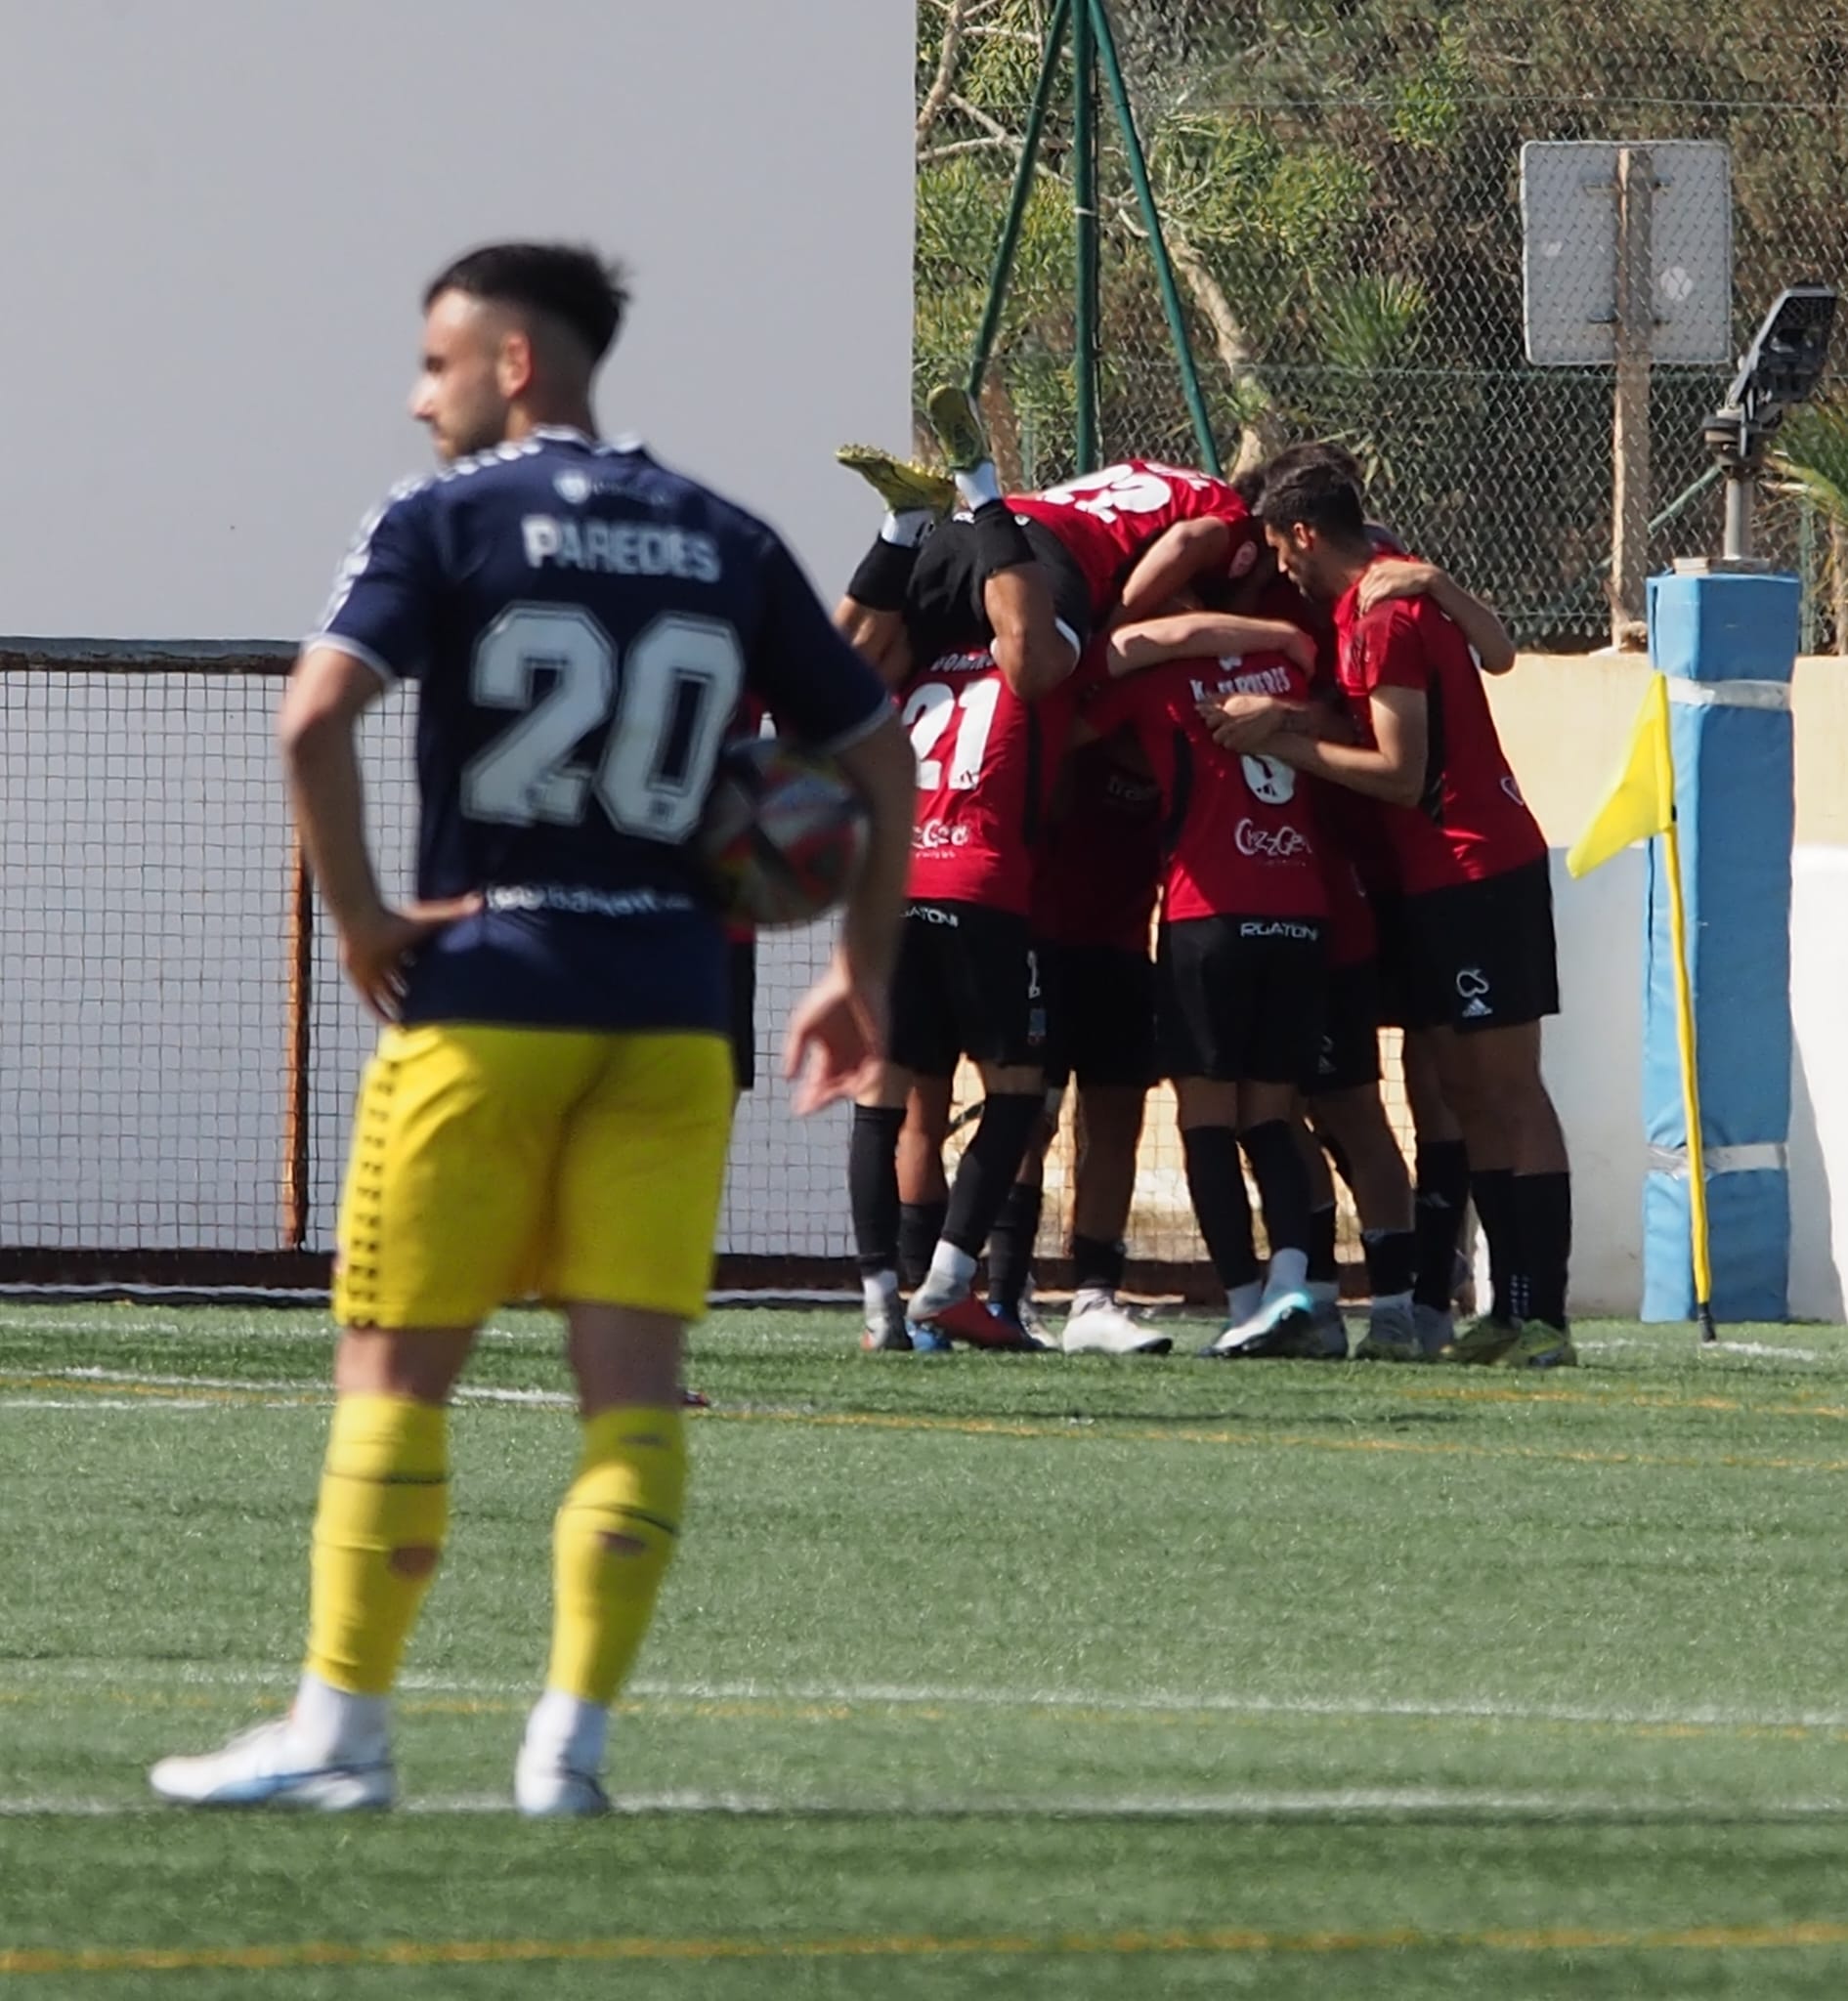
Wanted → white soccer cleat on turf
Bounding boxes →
[149,1718,394,1811]
[1198,1288,1317,1359]
[1061,1289,1172,1355]
[515,1747,613,1818]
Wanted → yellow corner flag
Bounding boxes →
[1567,673,1673,878]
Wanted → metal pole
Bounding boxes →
[1090,0,1222,475]
[1609,147,1654,647]
[1071,0,1099,469]
[967,0,1071,401]
[1723,465,1752,561]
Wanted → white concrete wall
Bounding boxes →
[1540,845,1848,1321]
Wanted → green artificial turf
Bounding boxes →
[4,1304,1848,1996]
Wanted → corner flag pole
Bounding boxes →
[1658,804,1717,1342]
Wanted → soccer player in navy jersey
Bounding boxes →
[150,243,912,1814]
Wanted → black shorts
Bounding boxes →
[1396,859,1560,1035]
[727,937,757,1092]
[1310,958,1382,1095]
[1157,916,1326,1086]
[888,901,1047,1077]
[1040,943,1157,1091]
[905,515,1093,661]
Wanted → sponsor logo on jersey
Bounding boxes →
[1456,966,1493,1019]
[522,514,722,581]
[906,902,961,926]
[1239,919,1319,941]
[926,649,997,676]
[1235,817,1310,859]
[553,470,594,505]
[914,819,973,850]
[486,883,695,919]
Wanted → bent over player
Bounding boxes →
[150,243,911,1813]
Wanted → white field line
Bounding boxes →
[4,1785,1836,1821]
[16,1656,1848,1738]
[2,1366,573,1409]
[1580,1337,1841,1364]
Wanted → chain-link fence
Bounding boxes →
[915,0,1848,652]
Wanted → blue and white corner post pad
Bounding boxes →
[1640,566,1797,1324]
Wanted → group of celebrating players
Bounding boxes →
[818,388,1574,1371]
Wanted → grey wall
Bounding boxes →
[0,0,914,1263]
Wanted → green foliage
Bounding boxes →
[1777,399,1848,527]
[914,0,1847,641]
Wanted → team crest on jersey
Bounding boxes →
[554,470,594,505]
[1241,753,1296,805]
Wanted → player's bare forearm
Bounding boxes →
[1269,732,1426,806]
[1429,571,1517,674]
[278,653,388,935]
[1110,612,1312,679]
[1114,517,1232,624]
[833,709,916,993]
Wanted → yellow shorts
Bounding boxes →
[333,1024,734,1329]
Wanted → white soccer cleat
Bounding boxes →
[149,1718,394,1811]
[515,1747,613,1818]
[1061,1290,1172,1356]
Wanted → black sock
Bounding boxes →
[1414,1140,1471,1311]
[986,1182,1043,1313]
[970,498,1035,579]
[1071,1233,1127,1294]
[1361,1229,1419,1299]
[1181,1127,1259,1291]
[845,535,921,611]
[1514,1171,1572,1327]
[848,1105,905,1274]
[943,1093,1045,1257]
[1240,1119,1311,1258]
[1317,1128,1355,1198]
[1470,1168,1519,1320]
[1308,1204,1339,1287]
[897,1200,948,1292]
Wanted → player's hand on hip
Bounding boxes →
[1355,558,1437,614]
[1198,693,1286,753]
[783,962,887,1116]
[340,895,483,1024]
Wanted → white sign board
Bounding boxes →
[1522,140,1733,366]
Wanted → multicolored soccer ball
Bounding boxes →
[698,736,871,927]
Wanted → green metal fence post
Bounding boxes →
[1071,0,1099,469]
[967,0,1071,401]
[1089,0,1221,476]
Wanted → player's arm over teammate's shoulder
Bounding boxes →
[1105,609,1316,680]
[1355,556,1517,675]
[1260,602,1431,808]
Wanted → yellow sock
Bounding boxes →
[547,1406,686,1705]
[305,1393,450,1698]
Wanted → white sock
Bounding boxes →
[954,463,1003,510]
[1225,1281,1263,1327]
[1071,1286,1116,1318]
[924,1241,977,1297]
[524,1686,609,1776]
[1308,1278,1340,1307]
[290,1671,389,1764]
[1265,1249,1310,1298]
[880,507,933,547]
[862,1269,898,1319]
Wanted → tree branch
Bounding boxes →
[917,0,978,149]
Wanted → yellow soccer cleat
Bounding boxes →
[1497,1321,1578,1370]
[835,445,956,517]
[924,383,991,474]
[1438,1314,1523,1366]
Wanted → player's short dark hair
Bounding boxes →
[423,242,630,363]
[1262,439,1367,504]
[1230,466,1268,509]
[1259,460,1370,544]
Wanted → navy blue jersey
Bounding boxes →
[310,427,887,1032]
